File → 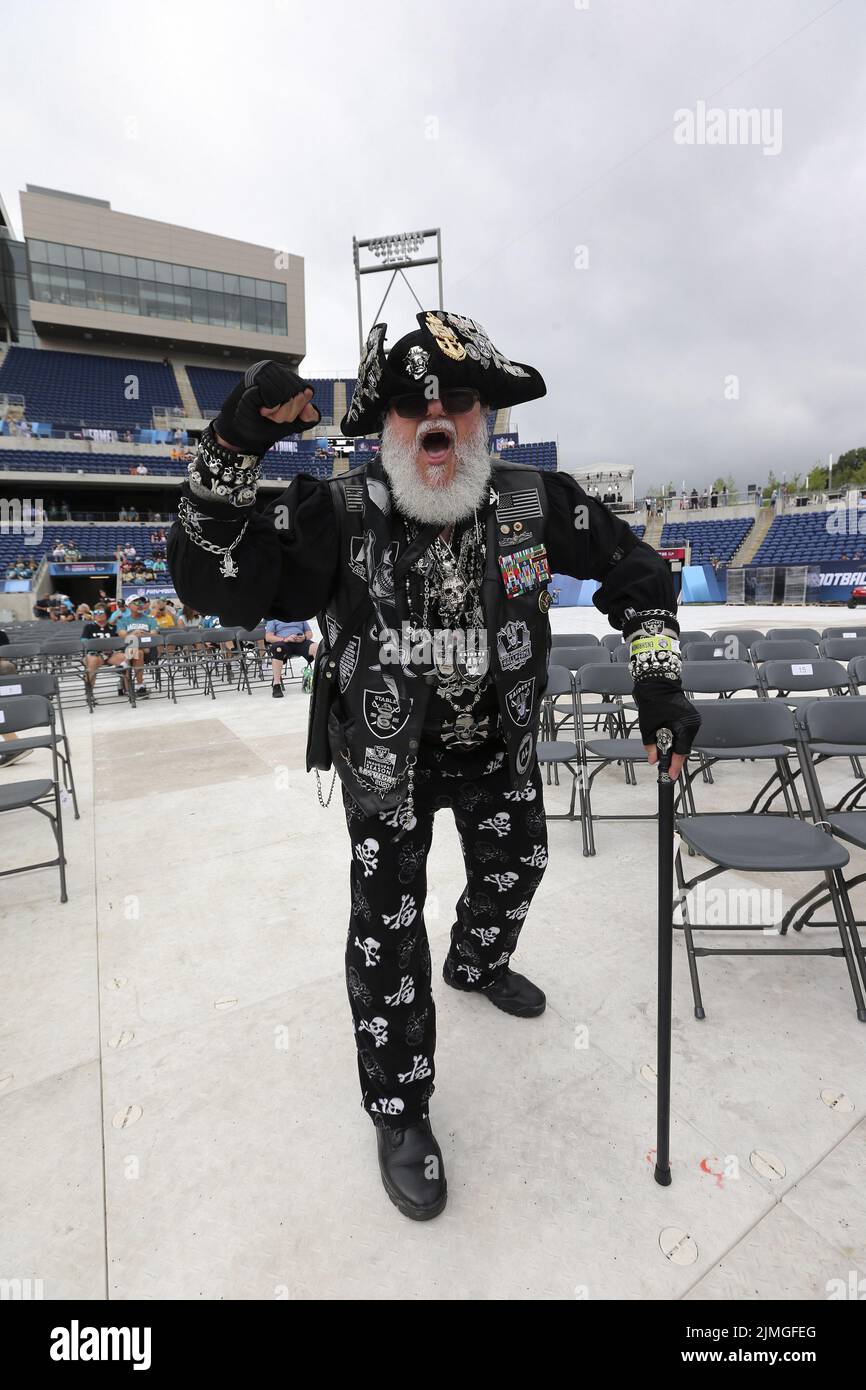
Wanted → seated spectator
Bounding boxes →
[76,603,93,619]
[152,600,176,629]
[81,607,126,701]
[51,541,66,560]
[135,463,149,476]
[33,594,52,620]
[128,505,139,521]
[265,618,318,697]
[123,543,136,559]
[114,597,159,699]
[177,605,203,628]
[64,543,80,561]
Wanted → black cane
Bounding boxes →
[654,725,675,1187]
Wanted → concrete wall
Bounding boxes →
[20,188,305,360]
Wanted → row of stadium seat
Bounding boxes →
[660,517,754,564]
[753,512,866,564]
[0,346,360,429]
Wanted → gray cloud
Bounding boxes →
[1,0,863,491]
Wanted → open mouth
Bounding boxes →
[420,430,454,464]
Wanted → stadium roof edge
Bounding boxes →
[24,184,111,209]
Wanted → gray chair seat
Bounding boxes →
[536,740,579,763]
[677,814,849,871]
[584,738,647,760]
[810,742,866,756]
[0,733,54,754]
[0,778,54,810]
[694,742,790,760]
[825,813,866,850]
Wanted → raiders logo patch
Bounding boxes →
[363,688,411,738]
[506,678,535,727]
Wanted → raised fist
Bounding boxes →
[215,360,321,453]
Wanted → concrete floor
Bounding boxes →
[1,603,865,1300]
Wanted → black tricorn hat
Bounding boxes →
[340,309,546,437]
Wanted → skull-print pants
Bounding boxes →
[343,747,548,1128]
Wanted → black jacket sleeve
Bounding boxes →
[167,475,339,629]
[542,472,677,631]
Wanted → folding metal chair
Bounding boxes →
[575,663,649,856]
[751,639,820,665]
[672,700,864,1022]
[0,694,69,902]
[0,671,80,818]
[820,637,866,662]
[758,657,850,708]
[551,633,600,648]
[537,665,583,827]
[783,699,866,994]
[766,627,821,644]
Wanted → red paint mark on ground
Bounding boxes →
[700,1156,725,1188]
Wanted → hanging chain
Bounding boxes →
[315,768,338,807]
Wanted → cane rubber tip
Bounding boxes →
[654,1165,672,1187]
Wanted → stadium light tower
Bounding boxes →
[352,228,443,356]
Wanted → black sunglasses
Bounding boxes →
[390,388,481,420]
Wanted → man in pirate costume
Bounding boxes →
[168,310,699,1221]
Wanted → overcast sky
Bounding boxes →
[2,0,864,492]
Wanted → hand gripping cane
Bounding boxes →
[654,726,674,1187]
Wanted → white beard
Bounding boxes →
[379,414,492,525]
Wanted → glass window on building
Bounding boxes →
[84,269,105,309]
[239,275,255,298]
[120,277,138,312]
[190,266,206,290]
[65,245,84,269]
[206,269,223,293]
[47,242,67,267]
[255,278,271,299]
[223,272,239,294]
[136,257,155,280]
[173,284,192,320]
[172,263,190,286]
[139,280,161,317]
[240,296,257,331]
[102,273,123,313]
[84,248,102,272]
[101,251,120,276]
[191,287,209,324]
[28,238,47,262]
[67,266,87,308]
[31,264,51,299]
[119,254,137,277]
[223,292,240,329]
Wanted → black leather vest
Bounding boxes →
[311,459,552,814]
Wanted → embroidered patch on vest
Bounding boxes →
[495,488,543,524]
[496,619,532,672]
[506,677,535,727]
[363,688,412,739]
[498,544,551,598]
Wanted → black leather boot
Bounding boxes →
[376,1118,447,1221]
[443,959,546,1018]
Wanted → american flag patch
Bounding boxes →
[342,483,364,512]
[496,488,543,524]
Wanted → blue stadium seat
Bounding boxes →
[0,346,181,430]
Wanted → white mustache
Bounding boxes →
[416,417,457,446]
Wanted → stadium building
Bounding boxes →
[0,186,567,619]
